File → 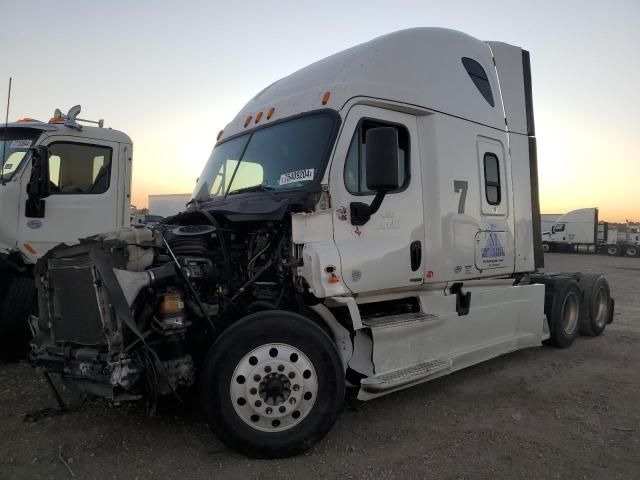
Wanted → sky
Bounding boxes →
[1,0,638,222]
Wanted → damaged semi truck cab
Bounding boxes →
[30,28,613,458]
[0,107,132,361]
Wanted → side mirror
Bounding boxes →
[350,127,400,226]
[365,127,400,192]
[551,226,556,234]
[26,145,51,218]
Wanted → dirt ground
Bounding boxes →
[1,253,638,480]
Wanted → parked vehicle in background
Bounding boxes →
[0,106,133,361]
[542,207,639,257]
[132,213,164,226]
[29,28,613,458]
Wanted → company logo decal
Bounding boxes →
[26,219,43,229]
[481,232,505,259]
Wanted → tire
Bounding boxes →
[578,273,611,336]
[624,245,639,257]
[0,276,36,362]
[542,242,551,253]
[606,244,621,256]
[200,310,345,458]
[540,277,582,348]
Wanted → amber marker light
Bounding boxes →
[244,116,252,127]
[267,107,275,119]
[24,243,37,255]
[255,112,263,123]
[17,118,37,122]
[216,130,224,141]
[49,117,64,124]
[322,91,331,105]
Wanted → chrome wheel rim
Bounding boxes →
[230,343,318,432]
[561,292,579,334]
[593,287,608,328]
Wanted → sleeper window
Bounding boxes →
[462,57,495,107]
[344,119,409,195]
[483,153,501,205]
[48,143,112,194]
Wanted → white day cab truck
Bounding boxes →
[28,28,614,458]
[0,106,133,361]
[542,207,640,257]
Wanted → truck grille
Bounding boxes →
[47,255,106,346]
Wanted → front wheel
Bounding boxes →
[0,277,36,362]
[200,311,345,458]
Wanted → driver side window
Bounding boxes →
[48,142,112,195]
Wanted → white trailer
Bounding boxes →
[542,207,639,257]
[0,106,133,360]
[148,193,191,218]
[31,28,613,458]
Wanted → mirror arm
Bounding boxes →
[350,190,387,226]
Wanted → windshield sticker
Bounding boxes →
[278,168,314,186]
[10,140,32,149]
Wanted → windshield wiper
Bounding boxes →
[227,183,279,201]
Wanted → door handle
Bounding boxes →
[410,241,421,271]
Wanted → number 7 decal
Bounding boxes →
[454,180,468,214]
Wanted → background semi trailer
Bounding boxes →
[0,106,133,361]
[30,28,613,459]
[542,207,639,257]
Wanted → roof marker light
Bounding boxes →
[244,116,252,127]
[24,243,37,255]
[255,112,263,123]
[267,107,275,119]
[322,91,331,105]
[17,118,38,123]
[216,130,224,141]
[48,117,64,124]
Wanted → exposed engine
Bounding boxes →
[30,213,304,404]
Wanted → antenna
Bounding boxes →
[1,77,12,186]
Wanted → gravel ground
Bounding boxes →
[0,253,638,480]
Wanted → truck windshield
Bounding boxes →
[191,112,337,202]
[0,128,42,182]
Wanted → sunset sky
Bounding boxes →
[2,0,638,222]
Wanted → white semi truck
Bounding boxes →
[29,28,613,458]
[542,207,639,257]
[0,106,133,361]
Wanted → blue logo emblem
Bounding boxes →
[26,219,43,229]
[481,232,505,259]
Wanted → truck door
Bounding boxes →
[330,105,424,294]
[18,137,121,258]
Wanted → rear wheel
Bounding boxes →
[0,276,36,362]
[542,242,551,253]
[541,277,581,348]
[200,311,345,458]
[578,274,611,336]
[624,245,638,257]
[606,244,621,256]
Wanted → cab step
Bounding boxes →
[360,358,451,393]
[361,311,437,329]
